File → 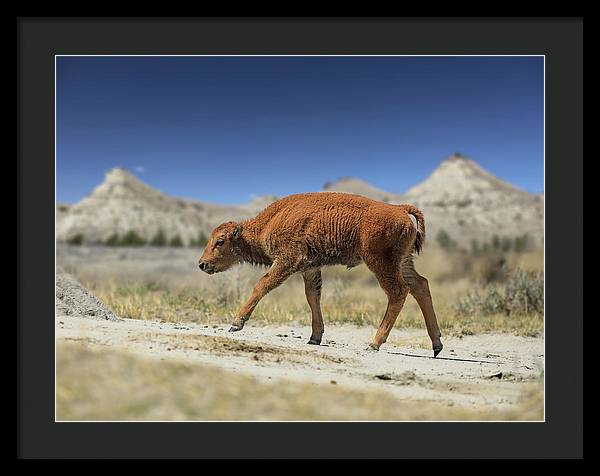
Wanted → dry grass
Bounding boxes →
[59,245,544,337]
[56,342,543,421]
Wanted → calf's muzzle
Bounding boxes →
[198,260,215,274]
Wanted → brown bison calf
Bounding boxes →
[198,192,443,356]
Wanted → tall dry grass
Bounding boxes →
[58,244,544,336]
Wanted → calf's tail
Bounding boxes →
[402,204,426,254]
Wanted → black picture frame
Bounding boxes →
[18,17,582,459]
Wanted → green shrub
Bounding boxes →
[436,229,457,251]
[150,229,167,247]
[492,235,501,250]
[169,235,184,247]
[120,230,147,247]
[189,232,208,248]
[500,236,512,252]
[481,255,509,284]
[514,234,531,253]
[455,269,544,317]
[66,234,84,246]
[105,233,121,247]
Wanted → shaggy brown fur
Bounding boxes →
[198,192,443,355]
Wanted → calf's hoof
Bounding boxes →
[307,338,321,345]
[433,342,443,358]
[228,325,243,332]
[366,343,380,352]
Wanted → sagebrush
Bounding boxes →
[454,269,543,317]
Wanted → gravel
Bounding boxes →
[55,267,121,321]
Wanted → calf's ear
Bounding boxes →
[232,223,243,239]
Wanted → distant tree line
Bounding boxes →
[436,229,533,254]
[65,229,209,248]
[471,233,532,254]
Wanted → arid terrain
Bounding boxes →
[55,153,544,421]
[57,314,543,421]
[56,244,544,421]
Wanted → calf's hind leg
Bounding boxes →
[367,261,410,351]
[302,268,324,345]
[401,257,443,357]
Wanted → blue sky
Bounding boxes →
[56,56,544,205]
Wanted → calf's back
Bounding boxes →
[252,192,418,268]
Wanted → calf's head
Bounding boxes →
[198,221,243,275]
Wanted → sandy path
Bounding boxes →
[56,314,544,412]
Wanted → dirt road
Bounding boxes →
[56,313,544,414]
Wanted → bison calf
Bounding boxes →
[198,192,443,356]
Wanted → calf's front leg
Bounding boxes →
[229,262,292,332]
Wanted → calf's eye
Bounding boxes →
[216,239,225,247]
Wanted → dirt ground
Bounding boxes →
[55,247,544,421]
[56,313,544,416]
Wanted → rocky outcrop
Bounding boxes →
[56,168,252,245]
[57,155,543,249]
[324,154,543,248]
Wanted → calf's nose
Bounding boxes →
[198,261,206,270]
